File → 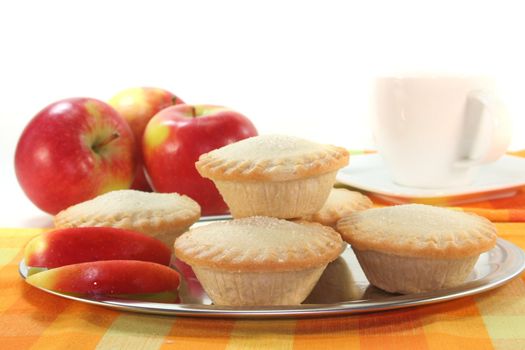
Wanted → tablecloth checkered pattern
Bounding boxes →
[1,151,524,349]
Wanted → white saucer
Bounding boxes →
[336,154,525,204]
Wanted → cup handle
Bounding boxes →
[455,90,511,168]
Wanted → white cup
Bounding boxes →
[372,75,512,188]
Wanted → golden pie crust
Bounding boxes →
[174,217,345,305]
[195,135,349,218]
[191,266,327,306]
[336,204,497,294]
[299,188,373,227]
[337,204,496,259]
[196,134,349,182]
[352,249,480,294]
[54,190,201,247]
[175,217,345,272]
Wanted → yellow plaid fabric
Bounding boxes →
[1,150,524,349]
[0,227,524,349]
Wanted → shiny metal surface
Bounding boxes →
[19,237,525,318]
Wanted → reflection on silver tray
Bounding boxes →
[19,236,525,319]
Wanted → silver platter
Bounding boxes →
[20,234,524,319]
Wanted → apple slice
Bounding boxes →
[25,227,172,269]
[26,260,180,302]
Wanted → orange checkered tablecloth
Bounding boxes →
[1,152,524,350]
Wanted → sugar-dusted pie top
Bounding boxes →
[195,134,349,181]
[174,216,345,271]
[54,190,201,233]
[300,188,373,226]
[336,204,497,258]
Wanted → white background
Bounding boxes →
[1,0,524,227]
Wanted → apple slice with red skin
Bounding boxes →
[26,260,180,302]
[24,227,172,269]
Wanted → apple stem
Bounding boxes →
[191,106,196,118]
[92,132,120,152]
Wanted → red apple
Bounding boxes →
[143,104,257,215]
[109,87,184,191]
[15,98,136,214]
[24,227,172,269]
[26,260,180,302]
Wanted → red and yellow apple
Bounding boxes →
[26,260,180,302]
[15,98,136,214]
[24,227,172,269]
[109,87,184,191]
[143,104,258,215]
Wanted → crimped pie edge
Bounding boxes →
[300,188,373,226]
[196,139,349,181]
[54,190,201,234]
[174,218,346,272]
[336,205,497,259]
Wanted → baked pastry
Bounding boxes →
[195,134,349,218]
[303,256,361,304]
[336,204,497,294]
[54,190,200,248]
[298,188,373,227]
[174,216,345,306]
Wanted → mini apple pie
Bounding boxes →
[54,190,201,248]
[337,204,497,294]
[195,134,349,218]
[298,188,373,227]
[174,216,345,306]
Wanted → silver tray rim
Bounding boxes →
[19,235,525,319]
